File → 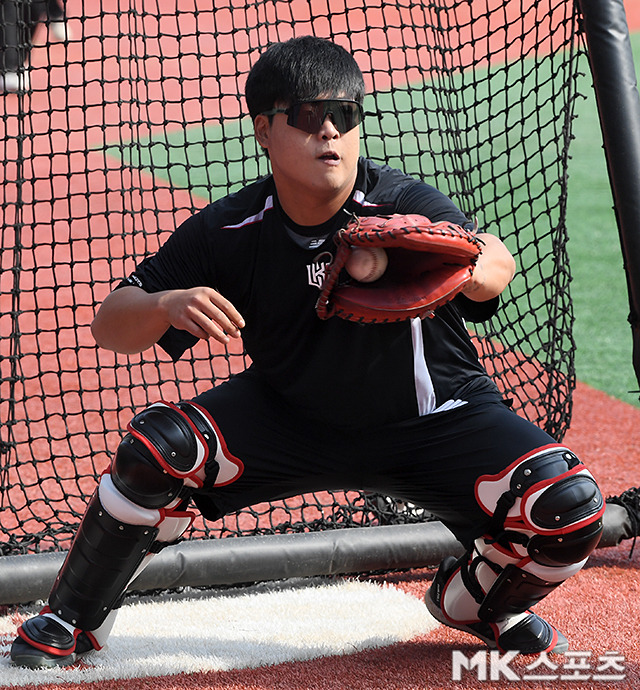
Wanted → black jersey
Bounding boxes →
[123,157,501,428]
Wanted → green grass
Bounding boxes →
[107,33,640,407]
[107,119,271,199]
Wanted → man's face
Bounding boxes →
[254,98,361,223]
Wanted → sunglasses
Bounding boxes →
[261,99,364,135]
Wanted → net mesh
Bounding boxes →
[1,0,582,556]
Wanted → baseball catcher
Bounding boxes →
[11,36,603,670]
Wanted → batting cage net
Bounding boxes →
[1,0,582,557]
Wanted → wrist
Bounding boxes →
[463,262,486,296]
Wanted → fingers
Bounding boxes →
[165,288,245,344]
[203,290,245,339]
[193,290,245,343]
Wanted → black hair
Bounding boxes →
[245,36,365,120]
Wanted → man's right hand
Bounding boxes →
[91,285,245,354]
[158,286,245,344]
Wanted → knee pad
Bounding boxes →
[112,400,244,510]
[112,401,213,509]
[475,445,605,568]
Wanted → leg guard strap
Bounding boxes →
[478,563,560,622]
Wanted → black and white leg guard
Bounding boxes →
[433,446,604,653]
[14,400,242,665]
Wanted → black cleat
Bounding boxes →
[425,556,568,655]
[606,487,640,555]
[10,614,94,668]
[10,636,80,669]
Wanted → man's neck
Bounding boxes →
[276,190,351,226]
[273,164,358,226]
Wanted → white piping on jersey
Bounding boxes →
[351,190,386,207]
[222,195,275,229]
[432,398,467,414]
[410,317,467,416]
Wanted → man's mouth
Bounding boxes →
[319,151,340,161]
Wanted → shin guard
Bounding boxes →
[16,399,236,663]
[48,488,159,630]
[440,446,604,628]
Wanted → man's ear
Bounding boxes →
[254,115,270,151]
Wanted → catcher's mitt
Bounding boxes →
[315,214,483,323]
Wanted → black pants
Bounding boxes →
[0,0,63,72]
[189,371,561,548]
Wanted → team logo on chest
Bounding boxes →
[307,251,333,289]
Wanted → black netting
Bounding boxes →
[1,0,582,556]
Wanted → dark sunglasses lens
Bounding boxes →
[289,103,321,134]
[290,101,362,134]
[331,102,361,133]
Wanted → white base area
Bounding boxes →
[0,577,438,686]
